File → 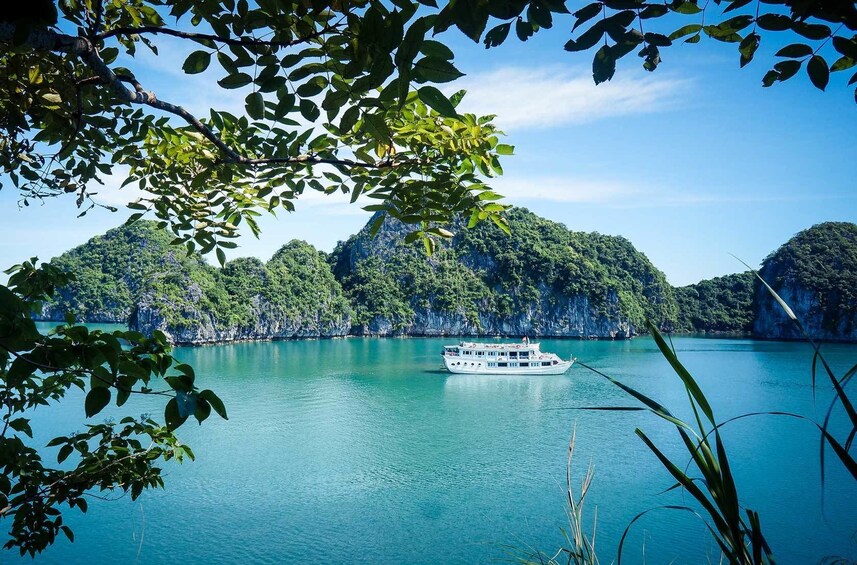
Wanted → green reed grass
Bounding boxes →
[529,271,855,564]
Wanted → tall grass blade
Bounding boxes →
[576,361,693,431]
[646,320,715,425]
[714,430,742,536]
[635,429,731,538]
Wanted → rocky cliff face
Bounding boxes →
[753,222,857,341]
[332,209,675,338]
[131,293,352,344]
[354,290,633,338]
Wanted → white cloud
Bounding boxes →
[452,66,689,130]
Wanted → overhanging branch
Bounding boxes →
[98,23,342,47]
[1,22,400,174]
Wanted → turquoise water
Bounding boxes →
[17,333,857,564]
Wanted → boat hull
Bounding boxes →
[442,356,574,375]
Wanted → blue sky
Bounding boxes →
[1,17,855,286]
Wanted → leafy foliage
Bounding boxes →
[0,0,514,259]
[471,0,857,99]
[673,271,755,332]
[0,259,226,556]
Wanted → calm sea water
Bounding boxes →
[18,331,857,564]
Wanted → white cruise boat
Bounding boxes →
[441,340,575,375]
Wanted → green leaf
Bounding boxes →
[420,40,454,60]
[57,444,73,464]
[723,0,752,12]
[739,33,760,67]
[217,73,253,89]
[195,398,212,423]
[831,56,856,72]
[245,92,264,120]
[516,18,536,41]
[413,57,465,83]
[483,22,511,48]
[671,0,703,14]
[644,33,672,47]
[495,144,514,155]
[527,2,552,29]
[640,4,669,19]
[84,387,111,418]
[299,99,320,122]
[592,45,616,84]
[397,17,426,65]
[573,3,603,31]
[417,86,459,118]
[363,113,391,142]
[669,24,702,40]
[176,390,197,418]
[762,70,779,87]
[200,389,228,420]
[646,320,715,424]
[183,50,212,74]
[339,106,360,134]
[756,14,791,31]
[832,36,857,59]
[792,21,831,40]
[773,59,802,81]
[775,44,813,58]
[807,55,829,91]
[296,76,327,98]
[164,397,188,430]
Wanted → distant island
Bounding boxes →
[37,210,857,344]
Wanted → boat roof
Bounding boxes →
[445,342,541,349]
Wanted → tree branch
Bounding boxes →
[1,23,401,173]
[97,23,341,48]
[234,155,418,169]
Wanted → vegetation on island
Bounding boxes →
[673,272,755,333]
[333,208,678,334]
[133,238,353,338]
[45,211,679,338]
[755,222,857,339]
[40,217,857,342]
[42,221,209,323]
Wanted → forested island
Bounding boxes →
[37,212,857,344]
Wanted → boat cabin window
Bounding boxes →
[488,362,496,368]
[519,351,529,359]
[520,362,529,367]
[541,362,551,367]
[509,351,518,358]
[488,351,497,357]
[476,351,485,356]
[463,350,472,356]
[498,362,508,367]
[510,362,518,367]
